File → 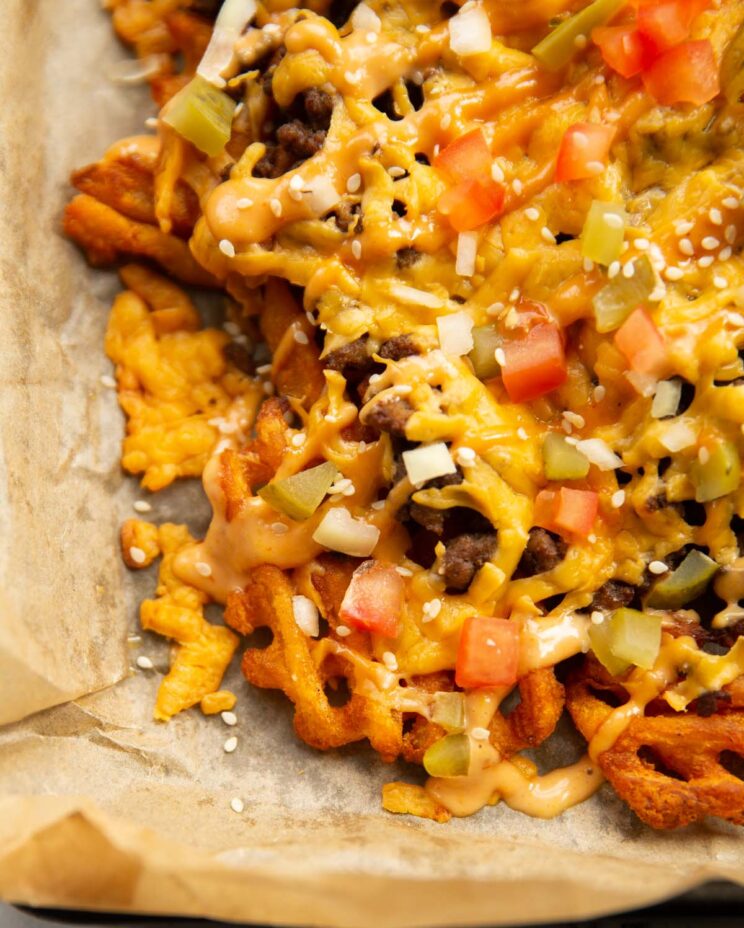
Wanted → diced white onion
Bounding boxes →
[313,508,380,557]
[292,595,320,637]
[660,420,698,453]
[437,311,474,357]
[389,283,445,309]
[302,175,342,215]
[402,442,457,486]
[575,438,622,471]
[625,370,658,397]
[351,2,382,32]
[448,5,492,56]
[456,231,478,277]
[651,379,682,420]
[198,0,258,86]
[107,54,168,84]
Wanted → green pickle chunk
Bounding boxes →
[581,201,626,267]
[690,440,741,503]
[162,75,237,157]
[532,0,624,71]
[431,692,466,732]
[592,253,656,333]
[542,432,590,480]
[588,618,631,678]
[423,733,471,778]
[259,461,338,521]
[646,550,719,609]
[468,325,502,380]
[590,608,662,674]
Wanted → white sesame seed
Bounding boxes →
[513,178,523,195]
[611,489,625,508]
[133,500,152,513]
[293,329,309,345]
[723,197,740,210]
[709,208,723,226]
[562,419,573,434]
[271,522,289,534]
[702,236,720,251]
[604,213,623,230]
[634,238,649,250]
[342,485,356,497]
[587,534,597,544]
[145,116,159,128]
[237,197,253,209]
[195,561,212,577]
[263,381,275,395]
[563,411,585,429]
[585,160,605,175]
[648,560,669,575]
[583,257,595,273]
[495,347,506,366]
[719,246,732,261]
[221,711,238,726]
[129,546,146,565]
[269,198,283,218]
[725,225,737,244]
[230,797,244,814]
[427,598,442,619]
[564,436,579,446]
[674,220,694,235]
[371,499,386,510]
[574,33,587,49]
[395,566,413,577]
[382,651,398,671]
[456,446,476,465]
[440,113,452,130]
[256,363,272,375]
[622,261,635,279]
[351,239,362,260]
[698,446,710,464]
[714,275,728,290]
[100,374,117,389]
[608,261,620,278]
[698,255,715,268]
[136,655,154,670]
[223,736,238,753]
[541,226,555,244]
[346,173,362,193]
[593,384,606,403]
[491,162,505,182]
[591,611,604,625]
[471,727,490,740]
[291,433,306,448]
[289,175,304,191]
[678,238,694,256]
[219,239,236,257]
[288,188,303,202]
[517,427,528,440]
[525,207,540,221]
[336,625,352,637]
[664,266,684,281]
[509,287,521,302]
[388,166,406,178]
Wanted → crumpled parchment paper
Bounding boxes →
[0,2,742,925]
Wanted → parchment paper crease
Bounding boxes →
[0,2,742,925]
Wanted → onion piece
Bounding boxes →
[351,2,382,32]
[456,231,478,277]
[302,175,342,215]
[292,595,320,637]
[198,0,258,86]
[313,508,380,557]
[651,379,682,419]
[403,442,457,486]
[575,438,622,471]
[660,420,698,453]
[389,283,446,309]
[107,54,168,84]
[625,370,658,397]
[449,5,492,56]
[437,311,474,356]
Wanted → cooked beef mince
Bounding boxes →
[379,334,418,361]
[324,334,372,383]
[443,532,497,592]
[407,502,447,535]
[396,246,421,268]
[222,342,254,374]
[254,86,333,179]
[303,86,334,125]
[332,199,363,233]
[693,690,732,717]
[516,528,567,577]
[645,491,669,512]
[591,580,636,611]
[364,397,414,436]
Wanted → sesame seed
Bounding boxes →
[678,238,694,256]
[583,257,595,273]
[590,611,604,625]
[587,534,597,544]
[517,427,528,440]
[719,246,732,261]
[441,113,452,130]
[456,446,476,465]
[674,220,694,235]
[608,261,620,278]
[723,197,740,210]
[604,213,623,230]
[263,381,274,395]
[382,651,398,671]
[563,411,585,429]
[648,560,669,575]
[702,236,720,251]
[221,711,238,726]
[100,374,117,389]
[395,566,413,577]
[611,489,625,508]
[634,238,649,250]
[195,561,212,577]
[291,433,306,448]
[219,239,236,257]
[369,373,381,384]
[698,446,710,464]
[585,160,605,175]
[223,736,238,753]
[342,485,356,496]
[426,598,442,619]
[525,207,540,221]
[288,188,303,202]
[574,33,587,49]
[593,384,606,403]
[237,197,253,209]
[145,116,158,128]
[714,275,728,289]
[564,436,579,446]
[541,226,556,244]
[509,288,521,304]
[698,255,714,268]
[133,500,152,513]
[495,347,506,366]
[622,261,635,279]
[305,311,315,326]
[491,162,505,182]
[471,727,490,740]
[269,198,283,217]
[513,178,523,195]
[562,419,573,435]
[371,499,386,510]
[664,266,684,281]
[256,363,272,375]
[346,173,362,193]
[336,625,352,637]
[136,655,154,670]
[366,30,377,42]
[351,239,362,260]
[709,208,723,226]
[388,166,406,178]
[294,329,309,345]
[271,522,289,534]
[725,225,737,244]
[129,546,146,565]
[230,797,244,814]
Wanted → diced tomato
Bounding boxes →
[438,177,505,231]
[637,0,712,53]
[592,25,656,78]
[434,128,492,183]
[555,122,616,183]
[641,40,719,106]
[501,323,567,403]
[339,560,404,638]
[614,307,670,376]
[534,487,599,537]
[455,616,520,689]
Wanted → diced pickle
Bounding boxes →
[259,461,338,520]
[431,692,466,732]
[646,550,719,609]
[592,254,656,333]
[423,733,471,778]
[588,618,631,677]
[609,608,661,670]
[722,21,744,107]
[581,201,626,267]
[161,75,236,157]
[468,325,502,380]
[690,440,741,503]
[542,432,590,480]
[532,0,624,71]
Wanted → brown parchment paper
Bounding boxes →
[0,2,742,925]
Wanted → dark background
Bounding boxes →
[2,882,743,928]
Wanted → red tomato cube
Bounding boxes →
[534,488,598,538]
[592,25,656,78]
[614,307,670,377]
[501,324,567,403]
[434,128,492,183]
[555,122,616,182]
[637,0,712,53]
[455,616,520,689]
[339,560,404,638]
[641,40,720,106]
[438,177,505,231]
